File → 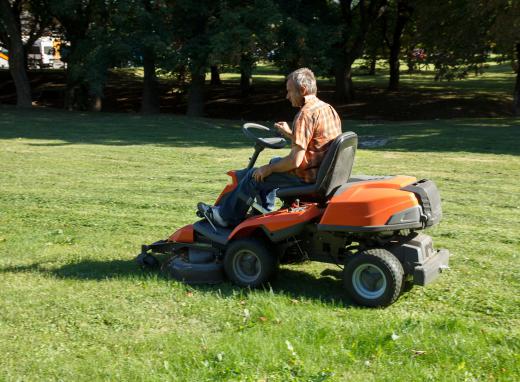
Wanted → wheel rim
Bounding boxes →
[232,249,261,283]
[352,263,387,300]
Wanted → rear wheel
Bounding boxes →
[224,238,277,288]
[344,248,404,307]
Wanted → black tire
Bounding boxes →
[224,238,277,288]
[135,253,159,269]
[344,248,404,307]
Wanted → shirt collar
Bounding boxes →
[302,94,317,108]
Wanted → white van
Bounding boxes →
[28,37,65,69]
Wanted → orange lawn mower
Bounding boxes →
[136,123,449,307]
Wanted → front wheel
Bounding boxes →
[344,248,404,307]
[224,238,277,288]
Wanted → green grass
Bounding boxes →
[0,107,519,381]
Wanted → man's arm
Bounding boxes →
[252,145,305,182]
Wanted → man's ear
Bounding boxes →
[300,85,308,96]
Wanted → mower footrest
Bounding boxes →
[413,248,450,286]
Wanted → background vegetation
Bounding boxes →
[1,0,519,114]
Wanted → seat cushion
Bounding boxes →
[275,184,318,199]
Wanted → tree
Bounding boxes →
[113,0,174,114]
[382,0,413,90]
[272,0,339,81]
[334,0,387,102]
[0,0,53,108]
[490,0,520,115]
[50,0,107,110]
[414,0,519,114]
[165,0,219,117]
[210,0,280,97]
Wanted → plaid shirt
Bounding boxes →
[291,95,342,183]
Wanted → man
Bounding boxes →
[203,67,342,227]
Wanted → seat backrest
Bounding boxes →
[314,131,358,198]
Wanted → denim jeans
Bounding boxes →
[217,157,307,226]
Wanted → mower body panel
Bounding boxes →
[215,171,239,205]
[228,204,323,242]
[168,224,195,243]
[319,175,420,231]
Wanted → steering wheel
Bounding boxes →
[242,123,287,149]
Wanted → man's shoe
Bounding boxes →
[197,202,229,228]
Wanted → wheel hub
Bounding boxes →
[352,264,387,299]
[233,250,261,282]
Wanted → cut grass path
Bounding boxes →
[0,107,519,381]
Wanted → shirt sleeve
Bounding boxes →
[292,111,314,150]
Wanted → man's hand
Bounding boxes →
[252,164,272,182]
[274,121,292,139]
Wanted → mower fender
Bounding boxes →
[168,224,194,243]
[228,204,322,242]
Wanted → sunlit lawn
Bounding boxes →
[0,107,519,381]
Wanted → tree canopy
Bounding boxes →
[1,0,518,115]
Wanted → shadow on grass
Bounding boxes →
[0,107,251,149]
[1,106,518,155]
[1,258,353,307]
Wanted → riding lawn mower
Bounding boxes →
[136,123,450,307]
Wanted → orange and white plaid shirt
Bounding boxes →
[291,95,342,183]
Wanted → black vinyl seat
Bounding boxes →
[276,131,358,202]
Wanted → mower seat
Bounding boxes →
[276,131,358,203]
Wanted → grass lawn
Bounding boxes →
[0,107,519,381]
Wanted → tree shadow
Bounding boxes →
[0,106,253,149]
[353,118,520,156]
[1,258,354,307]
[1,106,517,155]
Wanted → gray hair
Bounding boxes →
[287,68,317,95]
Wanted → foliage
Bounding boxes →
[210,0,279,69]
[271,0,339,76]
[414,0,496,80]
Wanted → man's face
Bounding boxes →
[286,79,304,108]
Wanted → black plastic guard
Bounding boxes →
[413,248,450,286]
[402,179,442,227]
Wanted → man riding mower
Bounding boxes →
[136,69,449,307]
[136,124,449,307]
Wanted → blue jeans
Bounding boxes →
[217,157,307,226]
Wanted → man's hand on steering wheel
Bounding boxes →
[252,164,272,182]
[274,121,292,139]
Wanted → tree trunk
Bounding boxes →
[240,54,254,97]
[0,0,32,108]
[8,43,32,107]
[240,70,253,97]
[387,0,412,91]
[187,70,205,117]
[407,58,415,73]
[343,64,355,103]
[334,59,347,102]
[513,43,520,116]
[388,45,400,90]
[210,65,221,85]
[368,55,377,75]
[90,95,102,112]
[140,47,160,114]
[335,54,356,103]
